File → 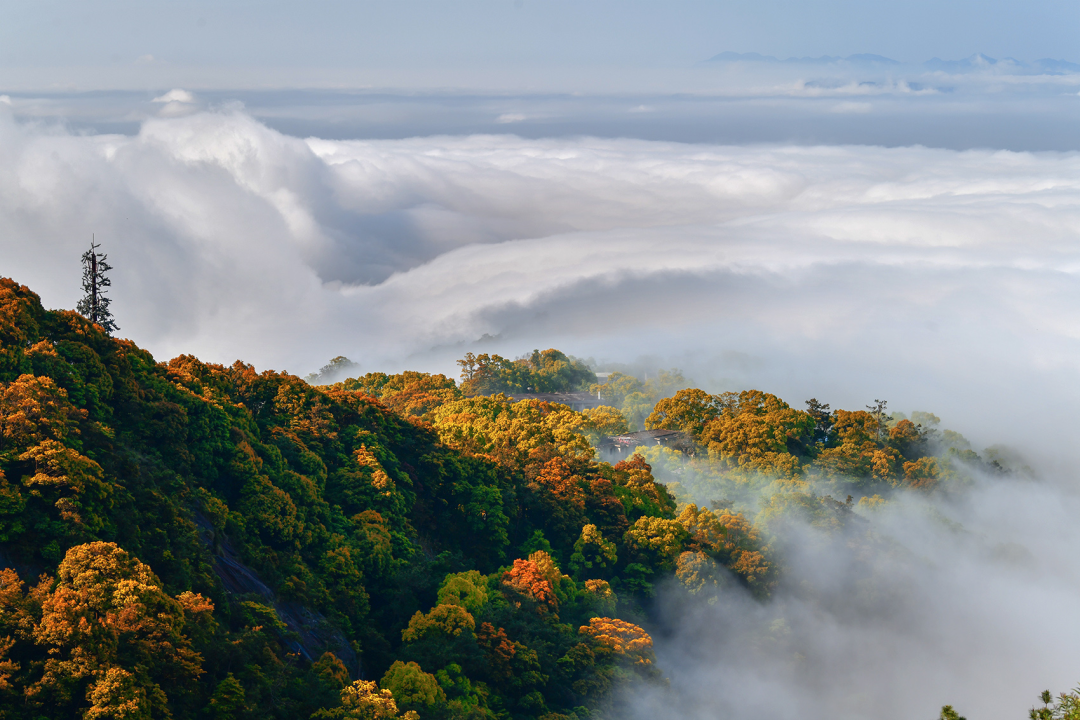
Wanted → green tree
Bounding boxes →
[437,571,490,614]
[207,673,248,720]
[305,356,360,385]
[1030,686,1080,720]
[569,524,617,579]
[380,661,445,716]
[457,349,595,396]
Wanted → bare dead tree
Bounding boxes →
[76,235,119,335]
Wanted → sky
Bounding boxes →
[3,0,1080,90]
[5,3,1080,717]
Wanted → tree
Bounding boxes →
[1029,686,1080,720]
[578,617,654,665]
[699,390,814,478]
[206,673,248,720]
[401,604,476,643]
[501,558,558,614]
[313,679,419,720]
[569,524,617,578]
[805,398,833,444]
[429,395,592,464]
[865,398,890,442]
[812,409,901,485]
[588,372,645,409]
[645,388,722,440]
[334,371,461,417]
[305,357,360,385]
[379,662,445,715]
[580,406,629,444]
[437,571,490,614]
[27,542,209,715]
[675,551,725,596]
[623,516,688,572]
[76,238,118,335]
[457,349,595,397]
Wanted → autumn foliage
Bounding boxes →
[579,617,655,665]
[0,276,1010,720]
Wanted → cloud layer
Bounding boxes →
[3,106,1080,458]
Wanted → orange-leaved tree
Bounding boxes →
[501,558,558,615]
[26,542,212,717]
[578,617,655,666]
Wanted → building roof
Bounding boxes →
[611,429,684,441]
[599,428,693,449]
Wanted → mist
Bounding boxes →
[623,469,1080,719]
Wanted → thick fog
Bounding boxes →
[627,471,1080,720]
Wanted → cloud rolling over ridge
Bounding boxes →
[1,106,1080,459]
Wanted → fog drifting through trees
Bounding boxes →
[627,469,1080,719]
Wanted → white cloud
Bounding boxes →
[2,111,1080,457]
[627,474,1080,720]
[152,89,196,104]
[3,107,1080,717]
[151,89,200,118]
[495,112,526,123]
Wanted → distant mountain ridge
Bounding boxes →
[705,51,1080,74]
[923,53,1080,74]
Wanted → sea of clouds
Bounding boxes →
[4,101,1080,452]
[3,93,1080,717]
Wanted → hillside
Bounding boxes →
[0,277,1059,720]
[0,278,740,719]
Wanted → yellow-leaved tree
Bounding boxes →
[313,678,420,720]
[25,542,212,717]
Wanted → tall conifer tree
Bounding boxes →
[76,236,119,335]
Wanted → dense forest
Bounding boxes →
[0,277,1070,720]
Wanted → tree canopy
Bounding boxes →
[0,276,1049,720]
[457,349,596,397]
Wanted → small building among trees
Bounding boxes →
[596,428,695,463]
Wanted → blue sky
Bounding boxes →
[4,0,1080,89]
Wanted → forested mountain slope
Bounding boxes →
[0,277,1058,720]
[0,278,723,719]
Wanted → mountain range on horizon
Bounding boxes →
[704,51,1080,74]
